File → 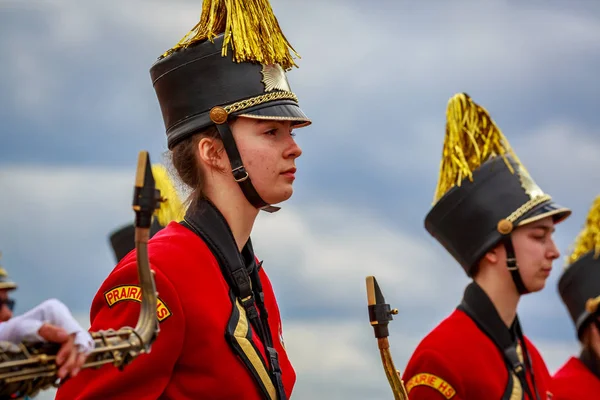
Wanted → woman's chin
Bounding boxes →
[263,186,294,205]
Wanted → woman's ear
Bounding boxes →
[197,137,225,171]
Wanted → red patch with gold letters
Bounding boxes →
[406,373,456,399]
[104,285,172,322]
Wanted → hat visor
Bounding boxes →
[236,100,311,128]
[517,200,571,227]
[0,282,17,291]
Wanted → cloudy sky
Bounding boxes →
[1,0,599,399]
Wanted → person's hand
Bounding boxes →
[38,323,87,379]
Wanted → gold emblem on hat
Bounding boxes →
[261,64,291,93]
[517,165,545,200]
[586,296,600,314]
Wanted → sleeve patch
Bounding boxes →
[104,285,172,322]
[406,373,456,399]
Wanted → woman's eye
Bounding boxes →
[290,131,296,138]
[265,129,277,135]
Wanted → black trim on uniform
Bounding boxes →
[457,282,540,400]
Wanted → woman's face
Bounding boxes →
[230,117,303,205]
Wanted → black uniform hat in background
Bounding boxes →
[109,165,185,263]
[559,195,600,339]
[425,93,570,293]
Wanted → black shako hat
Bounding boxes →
[149,0,310,213]
[558,195,600,339]
[424,93,571,282]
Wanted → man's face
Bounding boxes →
[0,289,14,322]
[509,216,560,293]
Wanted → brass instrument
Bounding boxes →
[366,276,409,400]
[0,151,161,400]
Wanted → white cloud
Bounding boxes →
[0,165,138,312]
[536,338,580,375]
[516,120,600,195]
[3,0,599,118]
[253,202,468,317]
[277,0,600,98]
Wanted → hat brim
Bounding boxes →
[0,282,17,291]
[236,101,311,128]
[517,201,571,227]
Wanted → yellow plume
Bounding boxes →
[152,164,186,226]
[433,93,523,204]
[161,0,299,70]
[566,195,600,266]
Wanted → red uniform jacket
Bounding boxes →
[402,283,553,400]
[553,356,600,399]
[56,220,295,400]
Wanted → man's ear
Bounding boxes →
[482,243,501,265]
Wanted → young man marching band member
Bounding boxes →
[402,93,571,399]
[553,195,600,399]
[56,0,311,398]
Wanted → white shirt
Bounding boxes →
[0,298,93,353]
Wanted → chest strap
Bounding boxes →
[182,200,286,400]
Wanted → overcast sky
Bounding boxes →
[1,1,599,399]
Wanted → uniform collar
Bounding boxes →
[184,199,257,273]
[461,281,519,344]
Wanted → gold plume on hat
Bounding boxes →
[566,195,600,266]
[161,0,299,70]
[152,164,186,226]
[432,93,525,204]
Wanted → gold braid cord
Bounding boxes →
[0,151,160,400]
[224,91,298,114]
[433,93,524,204]
[161,0,299,70]
[566,195,600,266]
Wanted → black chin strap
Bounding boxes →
[213,121,280,213]
[581,342,600,380]
[502,236,529,295]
